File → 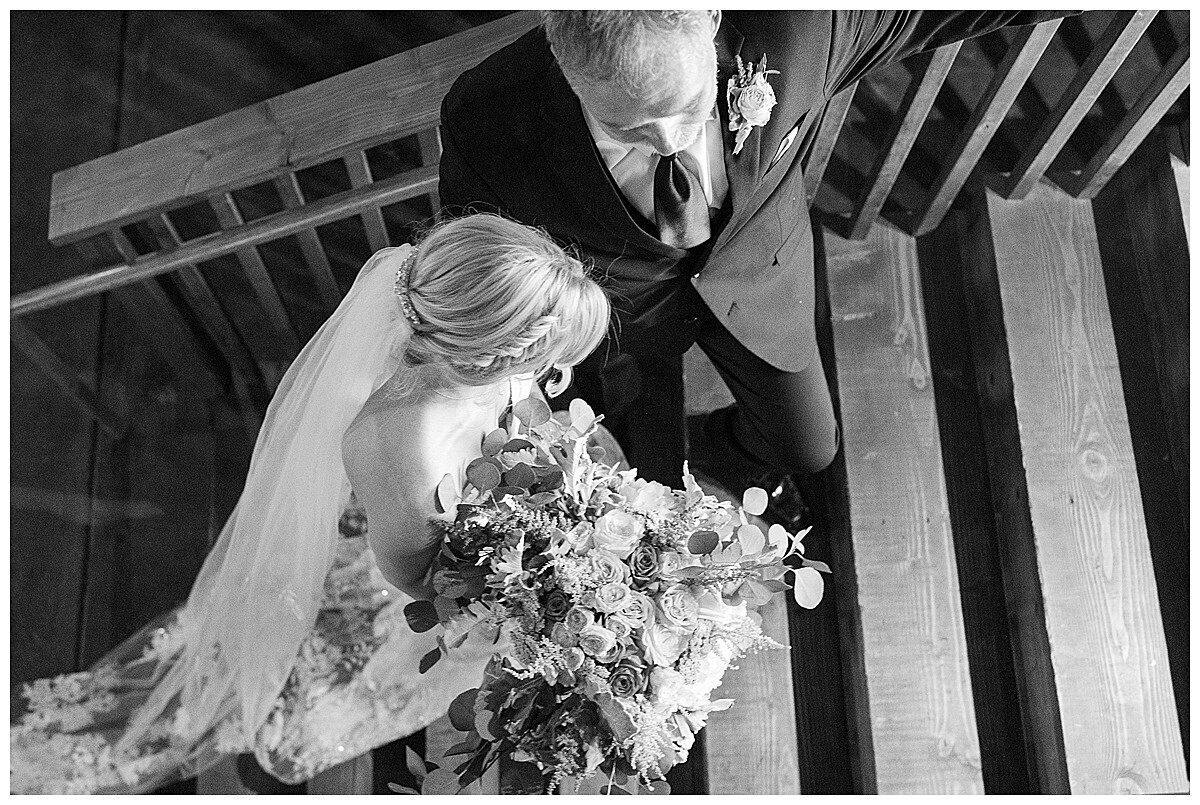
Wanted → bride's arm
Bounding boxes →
[342,412,449,600]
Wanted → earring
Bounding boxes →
[545,365,571,398]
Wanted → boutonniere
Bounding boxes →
[727,54,780,155]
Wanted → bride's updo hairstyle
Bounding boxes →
[397,214,609,393]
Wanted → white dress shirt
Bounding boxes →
[583,107,730,226]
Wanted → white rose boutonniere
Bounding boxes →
[727,53,779,155]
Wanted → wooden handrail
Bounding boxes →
[14,166,437,317]
[47,11,539,247]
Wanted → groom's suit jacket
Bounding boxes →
[439,11,1067,373]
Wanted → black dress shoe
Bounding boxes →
[686,414,811,531]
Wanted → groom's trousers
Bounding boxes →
[567,275,840,488]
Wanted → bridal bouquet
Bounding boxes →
[401,397,828,795]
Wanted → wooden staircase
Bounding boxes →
[10,9,1189,794]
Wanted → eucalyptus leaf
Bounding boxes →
[475,709,497,742]
[502,462,536,489]
[502,438,535,452]
[737,523,765,554]
[569,397,596,431]
[405,746,427,782]
[448,688,478,732]
[803,558,832,574]
[767,523,790,553]
[492,486,526,500]
[419,647,442,674]
[481,428,508,457]
[601,785,632,795]
[587,445,606,462]
[537,467,564,490]
[404,600,439,633]
[526,491,560,506]
[687,530,719,555]
[742,486,769,516]
[512,397,552,428]
[793,566,825,609]
[465,458,501,492]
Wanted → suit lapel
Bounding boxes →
[537,68,680,257]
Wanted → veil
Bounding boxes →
[119,244,414,755]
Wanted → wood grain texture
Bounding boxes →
[15,166,438,318]
[1090,132,1189,758]
[977,183,1187,793]
[822,221,982,793]
[48,11,539,244]
[1001,11,1156,200]
[700,487,800,795]
[913,21,1061,236]
[848,45,961,240]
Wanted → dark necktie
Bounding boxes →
[653,151,710,249]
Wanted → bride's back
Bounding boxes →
[342,380,506,597]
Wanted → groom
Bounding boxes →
[438,11,1069,789]
[439,10,1067,501]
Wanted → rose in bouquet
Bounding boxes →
[400,397,829,794]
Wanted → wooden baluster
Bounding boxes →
[95,232,225,399]
[1000,11,1157,200]
[343,150,392,253]
[805,83,857,207]
[272,173,344,312]
[145,214,261,385]
[209,192,301,355]
[11,317,124,438]
[846,44,961,240]
[144,214,263,441]
[417,128,444,215]
[912,21,1061,235]
[1065,40,1190,199]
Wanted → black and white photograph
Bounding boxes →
[10,8,1190,795]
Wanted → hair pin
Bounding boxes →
[394,247,422,327]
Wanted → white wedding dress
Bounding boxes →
[9,247,530,794]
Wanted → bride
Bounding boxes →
[11,214,611,794]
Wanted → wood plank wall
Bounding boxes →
[11,11,124,684]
